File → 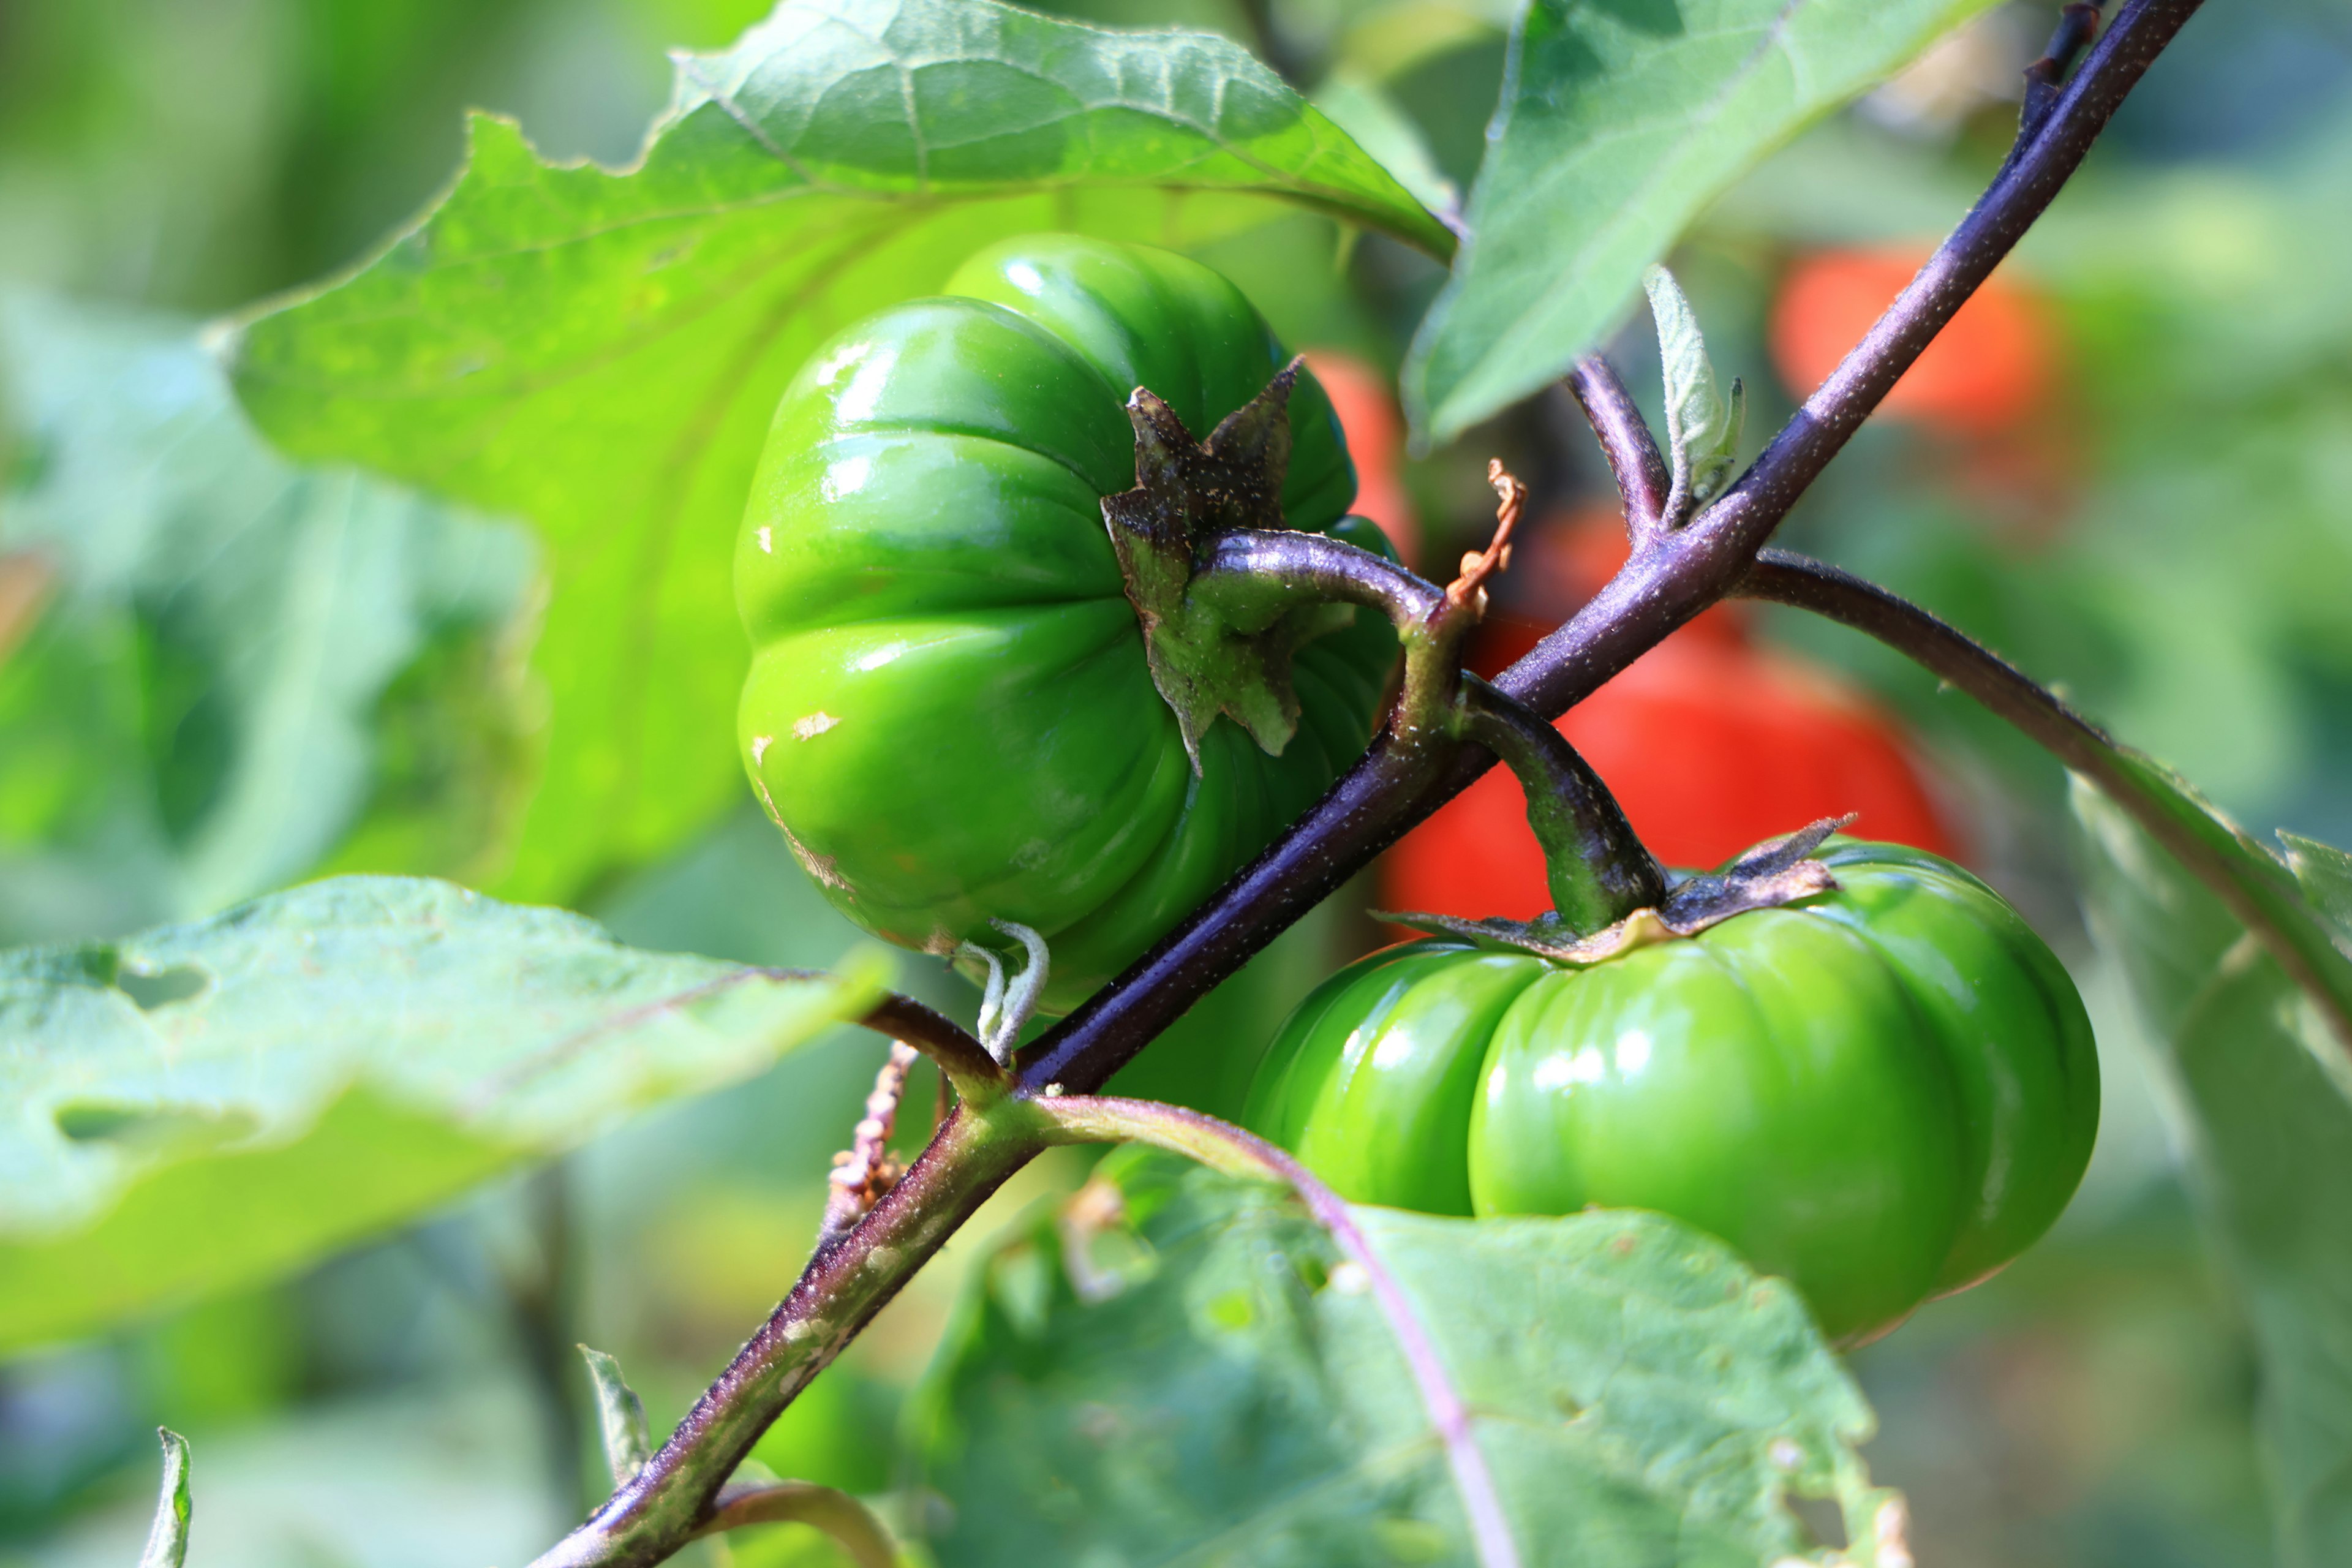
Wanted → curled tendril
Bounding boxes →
[1446,461,1523,616]
[960,919,1052,1065]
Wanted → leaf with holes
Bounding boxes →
[0,876,883,1352]
[227,0,1449,907]
[913,1150,1897,1567]
[1404,0,1999,444]
[0,295,538,945]
[2074,782,2352,1568]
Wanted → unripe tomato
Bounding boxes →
[1771,246,2055,434]
[1249,840,2099,1343]
[1384,514,1953,921]
[736,236,1396,1012]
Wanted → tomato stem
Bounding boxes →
[1453,676,1665,933]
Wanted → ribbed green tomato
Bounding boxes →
[736,236,1396,1012]
[1245,840,2099,1342]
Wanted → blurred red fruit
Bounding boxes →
[1304,349,1419,567]
[1384,509,1956,921]
[1771,247,2056,435]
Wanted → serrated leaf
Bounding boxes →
[916,1153,1891,1566]
[0,876,883,1352]
[0,295,537,944]
[137,1429,190,1568]
[228,0,1449,906]
[2074,783,2352,1568]
[1406,0,1999,444]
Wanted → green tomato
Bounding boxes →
[736,235,1396,1014]
[1245,839,2099,1343]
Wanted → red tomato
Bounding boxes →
[1771,247,2055,435]
[1384,512,1955,921]
[1303,350,1419,567]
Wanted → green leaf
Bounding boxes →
[0,294,537,943]
[1311,70,1462,222]
[227,0,1449,907]
[915,1152,1894,1566]
[2282,831,2352,957]
[2081,748,2352,1048]
[581,1345,654,1484]
[1404,0,1998,444]
[1643,264,1743,523]
[137,1429,190,1568]
[0,876,883,1352]
[2073,783,2352,1568]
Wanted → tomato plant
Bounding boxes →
[17,5,2348,1568]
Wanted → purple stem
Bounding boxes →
[1564,355,1670,541]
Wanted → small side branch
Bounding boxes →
[1194,526,1446,630]
[1031,1096,1523,1568]
[1740,548,2352,1050]
[692,1480,895,1568]
[854,990,1005,1101]
[1564,356,1669,543]
[1455,676,1665,932]
[2019,4,2107,151]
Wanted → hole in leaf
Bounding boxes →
[54,1101,258,1154]
[114,963,208,1009]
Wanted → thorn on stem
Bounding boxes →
[820,1041,921,1244]
[1447,462,1525,616]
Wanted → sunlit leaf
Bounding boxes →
[0,876,883,1352]
[915,1150,1894,1566]
[2075,782,2352,1568]
[229,0,1448,905]
[1406,0,1999,443]
[0,295,537,944]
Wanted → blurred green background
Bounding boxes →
[4,1,2351,1564]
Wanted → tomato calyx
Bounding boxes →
[1378,815,1853,965]
[1101,358,1357,770]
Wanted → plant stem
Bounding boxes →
[854,990,1005,1101]
[528,1104,1044,1568]
[1031,1096,1523,1568]
[690,1481,895,1567]
[1455,676,1665,933]
[1189,526,1464,740]
[1739,548,2352,1050]
[1564,356,1669,542]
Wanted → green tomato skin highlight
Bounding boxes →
[1243,840,2100,1344]
[736,235,1394,1014]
